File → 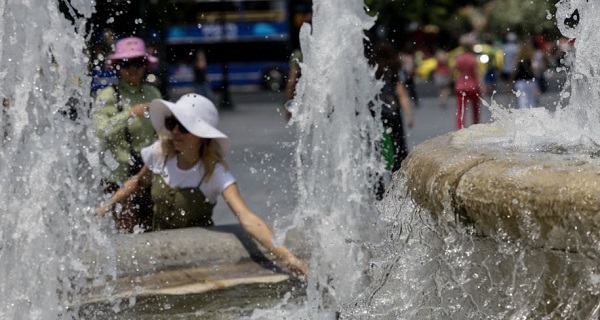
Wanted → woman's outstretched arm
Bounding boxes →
[96,165,152,215]
[222,183,308,278]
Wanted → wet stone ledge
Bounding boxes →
[396,128,600,317]
[400,131,600,252]
[81,225,308,308]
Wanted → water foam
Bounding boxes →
[0,2,114,319]
[269,0,385,317]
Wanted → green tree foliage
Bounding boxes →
[485,0,558,38]
[365,0,448,25]
[365,0,459,30]
[364,0,490,27]
[364,0,559,39]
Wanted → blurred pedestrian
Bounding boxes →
[399,45,419,107]
[452,33,484,129]
[284,6,312,122]
[481,33,502,95]
[533,35,549,95]
[513,40,538,109]
[93,36,163,233]
[193,49,216,104]
[284,49,303,123]
[97,94,308,278]
[501,32,519,94]
[433,49,452,107]
[373,42,414,173]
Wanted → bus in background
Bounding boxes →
[165,0,291,99]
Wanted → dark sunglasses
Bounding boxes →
[164,116,190,134]
[118,58,147,69]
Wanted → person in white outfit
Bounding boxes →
[501,32,519,94]
[513,41,539,109]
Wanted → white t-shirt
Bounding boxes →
[141,141,236,204]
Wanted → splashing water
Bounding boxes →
[1,0,384,318]
[467,0,600,154]
[342,0,600,319]
[255,0,598,318]
[6,0,600,319]
[0,1,113,319]
[270,0,385,317]
[555,0,600,133]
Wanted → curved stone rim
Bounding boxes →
[80,225,309,306]
[400,133,600,251]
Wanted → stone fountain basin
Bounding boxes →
[82,225,308,308]
[400,125,600,252]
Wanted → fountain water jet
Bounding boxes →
[7,0,600,318]
[0,1,113,319]
[275,0,384,315]
[0,0,385,317]
[343,0,600,318]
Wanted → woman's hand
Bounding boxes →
[277,251,309,281]
[129,103,149,117]
[95,201,114,217]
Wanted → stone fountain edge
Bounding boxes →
[399,132,600,251]
[80,224,309,304]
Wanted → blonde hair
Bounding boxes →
[158,134,227,181]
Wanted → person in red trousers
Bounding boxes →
[452,33,485,129]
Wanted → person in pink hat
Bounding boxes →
[97,94,308,278]
[93,36,163,233]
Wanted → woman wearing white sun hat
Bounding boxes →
[98,93,308,277]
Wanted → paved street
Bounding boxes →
[212,93,296,225]
[212,83,566,226]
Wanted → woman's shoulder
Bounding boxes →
[204,162,236,194]
[212,162,232,176]
[206,162,234,183]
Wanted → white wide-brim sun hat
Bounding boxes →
[149,94,229,154]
